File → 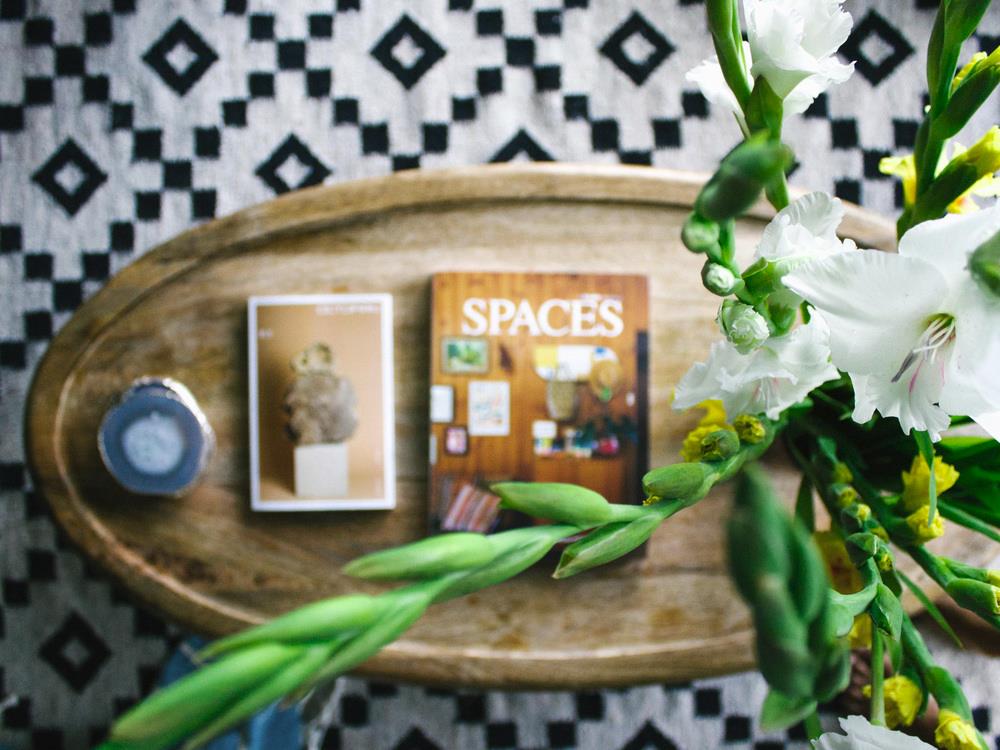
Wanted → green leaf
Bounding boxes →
[794,474,815,532]
[759,690,817,732]
[816,436,839,466]
[870,583,903,641]
[938,501,1000,543]
[898,569,964,649]
[914,430,938,523]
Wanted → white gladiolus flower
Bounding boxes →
[813,715,934,749]
[686,43,840,133]
[674,317,839,419]
[745,0,854,99]
[756,192,856,264]
[752,192,857,308]
[686,1,853,129]
[784,204,1000,441]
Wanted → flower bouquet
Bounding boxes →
[97,1,1000,748]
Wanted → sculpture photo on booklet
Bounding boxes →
[247,294,396,511]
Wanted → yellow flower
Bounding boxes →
[848,614,871,649]
[863,675,922,729]
[697,399,727,426]
[952,51,989,90]
[901,454,959,513]
[680,400,734,461]
[880,135,1000,214]
[880,154,918,206]
[935,709,981,750]
[681,425,715,462]
[814,531,862,594]
[733,414,766,444]
[905,505,946,544]
[831,462,853,484]
[834,484,859,508]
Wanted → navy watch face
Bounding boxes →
[98,381,212,496]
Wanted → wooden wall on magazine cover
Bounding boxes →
[430,272,649,506]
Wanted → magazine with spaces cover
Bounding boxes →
[428,272,649,536]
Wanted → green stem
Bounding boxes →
[804,711,823,741]
[905,544,958,591]
[869,626,886,726]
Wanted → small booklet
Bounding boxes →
[427,272,649,534]
[248,294,396,511]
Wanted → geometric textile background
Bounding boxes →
[1,1,999,748]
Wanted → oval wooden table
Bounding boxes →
[27,163,973,689]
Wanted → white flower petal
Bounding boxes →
[745,0,853,98]
[851,365,951,440]
[783,251,946,376]
[756,192,854,275]
[898,202,1000,282]
[784,73,828,114]
[686,57,742,118]
[674,320,838,420]
[973,411,1000,441]
[798,0,853,58]
[946,281,1000,405]
[813,715,935,749]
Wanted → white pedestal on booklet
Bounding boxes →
[294,443,348,498]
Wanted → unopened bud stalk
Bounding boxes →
[492,482,612,526]
[199,594,378,659]
[342,533,496,580]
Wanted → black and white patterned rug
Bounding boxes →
[1,1,998,748]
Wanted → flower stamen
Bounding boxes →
[891,314,956,384]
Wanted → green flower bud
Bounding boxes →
[695,135,794,222]
[840,502,873,533]
[199,594,379,659]
[845,532,878,566]
[946,578,1000,620]
[700,428,740,461]
[305,582,444,690]
[492,482,611,526]
[719,300,770,353]
[831,462,854,484]
[943,557,1000,585]
[969,225,1000,299]
[642,462,715,503]
[437,525,576,602]
[874,541,894,573]
[342,533,496,580]
[702,261,740,296]
[938,49,1000,137]
[554,512,662,579]
[733,414,766,444]
[832,483,859,508]
[112,642,304,746]
[682,213,721,254]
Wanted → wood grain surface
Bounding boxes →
[26,163,980,689]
